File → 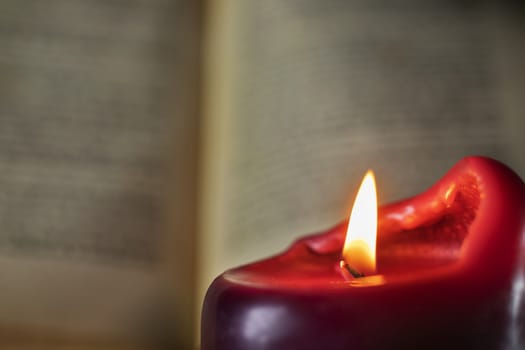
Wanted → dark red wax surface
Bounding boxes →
[202,157,525,350]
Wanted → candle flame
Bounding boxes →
[343,170,378,276]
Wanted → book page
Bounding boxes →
[0,0,201,347]
[198,0,525,315]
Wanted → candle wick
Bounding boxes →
[343,262,365,278]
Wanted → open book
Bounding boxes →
[1,0,524,348]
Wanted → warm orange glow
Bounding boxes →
[343,170,378,276]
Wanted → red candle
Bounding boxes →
[201,156,525,350]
